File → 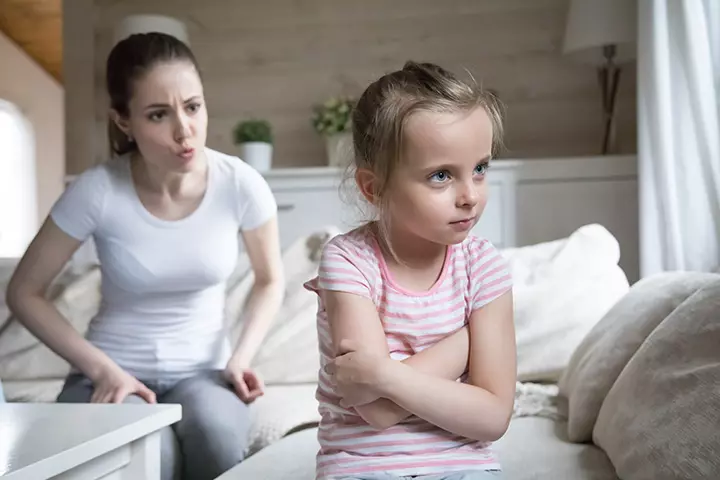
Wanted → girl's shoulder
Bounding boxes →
[458,234,502,258]
[323,225,378,259]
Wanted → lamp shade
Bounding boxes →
[113,14,189,46]
[563,0,637,64]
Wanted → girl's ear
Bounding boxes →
[355,168,378,205]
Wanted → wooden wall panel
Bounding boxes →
[69,0,637,172]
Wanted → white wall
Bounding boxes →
[0,29,64,229]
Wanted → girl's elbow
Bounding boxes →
[489,413,512,441]
[470,400,513,442]
[489,402,514,441]
[468,417,510,443]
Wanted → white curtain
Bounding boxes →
[638,0,720,276]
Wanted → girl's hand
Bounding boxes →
[325,340,391,408]
[223,361,265,404]
[90,364,156,404]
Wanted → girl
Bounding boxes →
[5,33,284,480]
[305,61,516,480]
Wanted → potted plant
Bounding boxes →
[311,96,355,168]
[233,119,273,172]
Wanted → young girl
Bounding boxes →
[305,61,516,480]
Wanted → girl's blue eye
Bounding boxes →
[430,170,450,182]
[475,162,489,175]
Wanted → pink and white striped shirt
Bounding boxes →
[304,227,513,480]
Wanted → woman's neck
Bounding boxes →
[131,151,208,198]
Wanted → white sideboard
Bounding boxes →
[264,155,639,282]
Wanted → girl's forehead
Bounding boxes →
[401,108,493,166]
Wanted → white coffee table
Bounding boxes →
[0,403,181,480]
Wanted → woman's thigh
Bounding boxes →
[160,370,251,479]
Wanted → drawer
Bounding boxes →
[273,187,364,250]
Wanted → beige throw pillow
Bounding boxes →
[593,278,720,480]
[558,271,717,443]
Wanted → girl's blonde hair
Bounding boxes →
[350,60,505,257]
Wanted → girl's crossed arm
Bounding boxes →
[327,289,516,442]
[323,289,470,429]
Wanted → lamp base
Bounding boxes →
[598,45,621,155]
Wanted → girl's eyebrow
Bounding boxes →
[420,155,492,174]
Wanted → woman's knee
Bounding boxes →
[165,371,251,476]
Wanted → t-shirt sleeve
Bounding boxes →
[49,167,107,241]
[315,238,373,300]
[235,162,278,231]
[470,239,513,311]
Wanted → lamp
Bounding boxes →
[563,0,637,154]
[113,14,189,46]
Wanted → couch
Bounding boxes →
[2,225,719,480]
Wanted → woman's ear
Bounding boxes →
[355,168,378,205]
[110,109,132,138]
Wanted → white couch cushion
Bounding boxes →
[218,418,618,480]
[503,223,630,382]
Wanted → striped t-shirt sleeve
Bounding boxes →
[470,239,513,311]
[316,238,373,299]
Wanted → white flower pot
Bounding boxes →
[325,132,353,168]
[239,142,273,172]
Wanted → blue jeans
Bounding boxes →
[339,471,502,480]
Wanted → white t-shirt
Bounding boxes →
[50,148,277,381]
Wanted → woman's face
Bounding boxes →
[113,60,208,173]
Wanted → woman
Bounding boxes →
[5,32,284,480]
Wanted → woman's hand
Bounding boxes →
[223,361,265,403]
[325,340,392,408]
[90,364,156,404]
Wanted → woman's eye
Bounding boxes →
[187,103,201,113]
[148,111,165,122]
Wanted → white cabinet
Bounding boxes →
[265,168,511,250]
[263,155,640,282]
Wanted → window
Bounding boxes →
[0,100,37,258]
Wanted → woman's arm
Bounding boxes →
[6,218,123,382]
[227,217,285,368]
[371,290,517,442]
[323,289,470,429]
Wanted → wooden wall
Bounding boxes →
[66,0,637,173]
